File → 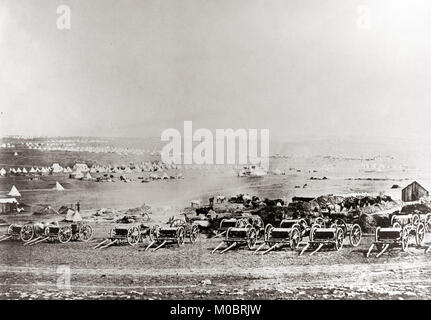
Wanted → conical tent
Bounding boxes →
[65,209,82,222]
[22,168,28,173]
[8,185,21,197]
[53,181,65,191]
[29,167,36,173]
[85,172,92,179]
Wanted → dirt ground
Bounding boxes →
[1,218,431,300]
[2,146,431,300]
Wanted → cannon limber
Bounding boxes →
[25,222,94,246]
[0,223,37,243]
[211,218,245,239]
[145,216,200,251]
[254,218,308,254]
[211,215,264,254]
[367,216,426,257]
[94,223,157,249]
[328,218,362,247]
[299,224,345,255]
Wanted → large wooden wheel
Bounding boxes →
[247,228,257,250]
[7,224,14,236]
[425,214,431,233]
[290,227,302,250]
[189,224,199,243]
[415,222,425,246]
[177,226,185,246]
[401,227,409,252]
[264,224,273,242]
[109,227,117,239]
[20,224,34,242]
[58,226,73,243]
[309,223,320,241]
[78,224,93,242]
[349,224,362,247]
[332,219,348,235]
[334,228,344,251]
[127,226,140,246]
[149,224,160,242]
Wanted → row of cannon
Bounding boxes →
[0,222,93,245]
[2,212,431,258]
[210,212,431,257]
[93,217,200,251]
[211,216,362,255]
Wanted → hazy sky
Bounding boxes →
[1,0,431,141]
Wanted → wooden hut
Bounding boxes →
[402,181,429,202]
[0,198,18,214]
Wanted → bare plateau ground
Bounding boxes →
[2,145,431,299]
[1,218,431,300]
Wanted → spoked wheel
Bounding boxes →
[58,226,73,243]
[415,222,425,246]
[264,224,273,242]
[333,219,348,235]
[425,214,431,233]
[109,227,117,239]
[334,228,344,251]
[412,214,420,226]
[78,224,93,242]
[309,224,319,241]
[401,227,409,252]
[189,224,199,243]
[290,227,302,250]
[247,228,257,250]
[20,224,34,242]
[177,227,185,246]
[7,224,14,236]
[149,224,160,242]
[349,224,362,247]
[127,226,141,246]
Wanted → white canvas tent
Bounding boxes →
[53,181,65,191]
[8,185,21,197]
[29,167,36,173]
[65,209,82,222]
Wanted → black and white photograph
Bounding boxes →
[1,0,431,304]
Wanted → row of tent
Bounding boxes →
[1,161,180,177]
[0,166,74,176]
[6,182,65,198]
[20,142,162,156]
